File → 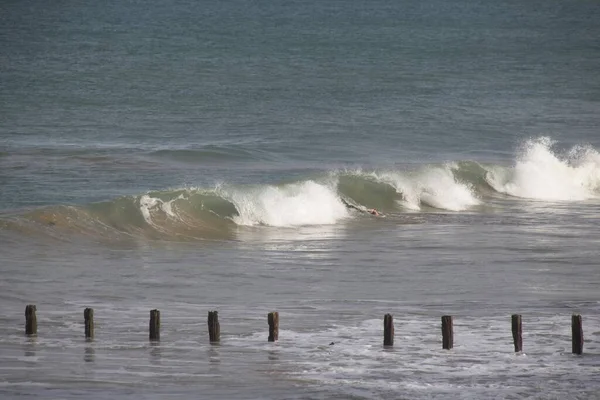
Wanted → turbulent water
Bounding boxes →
[1,0,600,399]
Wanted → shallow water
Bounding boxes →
[2,199,600,398]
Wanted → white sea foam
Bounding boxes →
[138,194,183,227]
[257,314,600,398]
[415,164,481,211]
[486,137,600,201]
[376,164,480,211]
[138,195,160,225]
[223,180,349,227]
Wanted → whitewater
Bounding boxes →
[2,138,599,242]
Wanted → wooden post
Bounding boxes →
[383,314,394,346]
[149,309,160,341]
[84,308,94,340]
[25,305,37,336]
[268,311,279,342]
[208,311,220,343]
[572,314,583,355]
[511,314,522,352]
[442,315,453,350]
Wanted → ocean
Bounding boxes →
[1,0,600,398]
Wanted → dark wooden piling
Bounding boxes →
[149,309,160,341]
[572,314,583,355]
[268,311,279,342]
[511,314,522,352]
[441,315,453,350]
[383,314,394,346]
[84,308,94,340]
[25,305,37,336]
[208,311,220,343]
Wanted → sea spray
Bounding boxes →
[371,165,480,211]
[485,137,600,201]
[416,164,481,211]
[222,180,349,227]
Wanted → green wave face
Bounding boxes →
[2,141,599,243]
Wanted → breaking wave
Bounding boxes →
[0,169,481,241]
[1,137,599,241]
[485,137,600,201]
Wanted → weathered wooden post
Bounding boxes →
[511,314,522,352]
[441,315,453,350]
[572,314,583,355]
[149,309,160,341]
[383,314,394,346]
[84,308,94,340]
[268,311,279,342]
[208,311,220,343]
[25,305,37,336]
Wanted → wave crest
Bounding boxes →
[485,137,600,201]
[221,181,349,227]
[4,137,599,241]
